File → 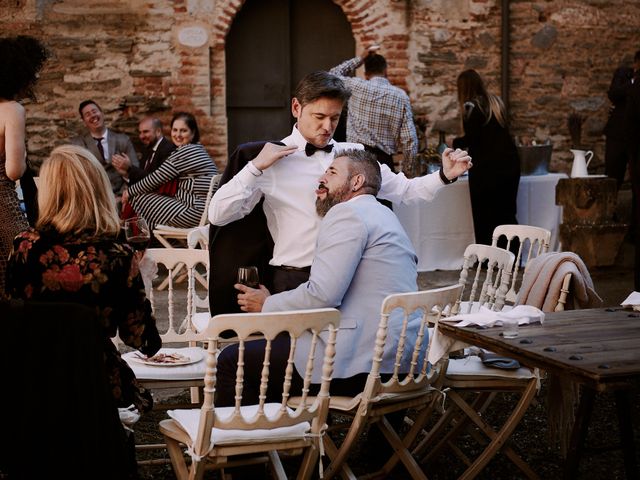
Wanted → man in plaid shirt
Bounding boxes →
[330,46,419,174]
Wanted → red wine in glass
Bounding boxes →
[124,217,151,251]
[127,235,150,250]
[237,266,260,288]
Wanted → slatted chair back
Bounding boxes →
[318,285,462,480]
[159,308,340,480]
[143,248,209,343]
[491,224,551,303]
[452,243,515,315]
[118,248,210,464]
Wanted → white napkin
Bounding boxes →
[621,291,640,311]
[440,305,545,328]
[428,305,545,365]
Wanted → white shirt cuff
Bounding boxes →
[248,161,263,177]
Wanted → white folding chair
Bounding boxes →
[159,308,339,480]
[119,248,210,463]
[491,224,551,304]
[414,247,540,479]
[452,243,516,315]
[289,285,462,480]
[153,173,220,290]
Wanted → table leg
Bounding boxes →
[564,386,596,480]
[614,388,639,479]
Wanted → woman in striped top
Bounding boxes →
[124,112,217,231]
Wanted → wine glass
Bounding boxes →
[124,217,151,251]
[237,266,260,289]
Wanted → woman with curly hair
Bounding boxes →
[7,144,162,476]
[0,35,49,296]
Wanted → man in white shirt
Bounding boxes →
[209,70,472,296]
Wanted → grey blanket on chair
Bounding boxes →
[515,251,602,311]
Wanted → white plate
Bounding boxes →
[128,349,203,367]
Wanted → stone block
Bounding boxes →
[559,223,628,268]
[556,177,618,225]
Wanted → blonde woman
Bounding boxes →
[452,69,520,246]
[7,145,161,415]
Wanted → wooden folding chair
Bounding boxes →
[452,243,516,315]
[159,308,339,480]
[491,224,551,304]
[119,248,210,463]
[414,246,540,479]
[153,173,220,290]
[288,285,462,480]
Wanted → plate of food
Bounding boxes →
[129,350,202,367]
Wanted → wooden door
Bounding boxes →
[226,0,355,155]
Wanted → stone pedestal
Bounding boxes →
[556,177,628,268]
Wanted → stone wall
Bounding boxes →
[3,0,640,177]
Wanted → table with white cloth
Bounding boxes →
[394,173,567,272]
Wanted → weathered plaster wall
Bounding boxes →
[2,0,639,176]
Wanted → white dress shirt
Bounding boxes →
[208,126,444,268]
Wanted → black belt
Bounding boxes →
[275,265,311,273]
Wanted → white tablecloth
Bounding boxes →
[394,173,567,272]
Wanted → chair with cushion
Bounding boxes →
[119,248,210,462]
[452,243,516,315]
[414,247,540,479]
[289,285,461,480]
[159,308,339,480]
[491,224,552,304]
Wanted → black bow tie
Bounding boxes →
[305,142,334,156]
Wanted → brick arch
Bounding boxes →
[213,0,398,46]
[209,0,410,161]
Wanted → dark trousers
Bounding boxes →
[363,145,394,210]
[215,334,368,407]
[605,136,629,188]
[271,267,310,293]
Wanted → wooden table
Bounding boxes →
[438,307,640,479]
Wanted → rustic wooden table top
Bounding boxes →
[438,307,640,391]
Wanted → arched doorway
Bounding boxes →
[225,0,355,155]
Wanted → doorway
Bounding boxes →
[225,0,355,155]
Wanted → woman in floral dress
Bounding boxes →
[7,144,161,415]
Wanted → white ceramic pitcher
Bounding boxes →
[570,149,593,178]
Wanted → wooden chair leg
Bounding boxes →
[449,379,539,480]
[163,436,190,480]
[378,401,439,477]
[418,391,490,463]
[267,450,288,480]
[323,414,368,480]
[323,433,357,480]
[366,415,427,480]
[296,444,320,480]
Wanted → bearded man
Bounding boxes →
[215,149,420,406]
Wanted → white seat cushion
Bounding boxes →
[446,356,534,380]
[122,346,207,380]
[168,403,310,446]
